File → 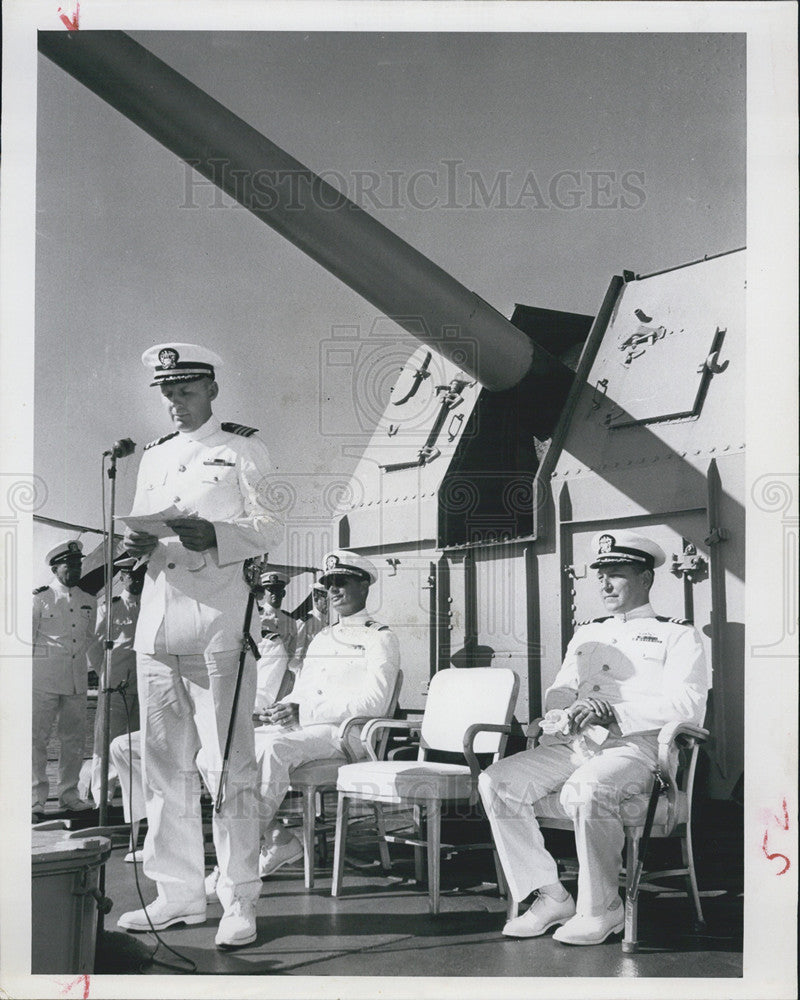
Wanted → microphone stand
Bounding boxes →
[98,450,120,827]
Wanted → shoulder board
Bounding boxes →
[365,620,389,631]
[144,431,179,450]
[576,616,611,626]
[221,422,258,437]
[655,615,692,626]
[33,585,50,595]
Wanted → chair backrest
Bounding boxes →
[418,667,518,756]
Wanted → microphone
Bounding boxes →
[103,438,136,459]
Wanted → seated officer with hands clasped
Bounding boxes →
[248,550,400,878]
[479,529,710,946]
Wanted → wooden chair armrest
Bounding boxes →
[337,715,377,763]
[656,721,709,773]
[360,717,416,761]
[463,723,513,789]
[526,718,544,747]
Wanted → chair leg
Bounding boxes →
[622,833,640,953]
[331,794,350,898]
[681,828,706,930]
[412,805,425,883]
[374,803,391,873]
[426,800,441,916]
[301,787,316,890]
[492,849,508,898]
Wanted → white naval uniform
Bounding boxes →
[131,414,281,910]
[255,606,298,709]
[292,608,327,671]
[32,579,97,809]
[479,604,709,916]
[253,609,400,827]
[87,591,141,805]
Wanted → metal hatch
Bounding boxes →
[593,283,731,428]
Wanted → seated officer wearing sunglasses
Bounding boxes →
[248,550,400,878]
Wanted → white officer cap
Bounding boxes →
[142,343,223,387]
[589,530,665,570]
[319,550,378,586]
[311,581,328,595]
[260,569,289,589]
[46,539,83,566]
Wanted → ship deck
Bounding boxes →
[36,793,743,981]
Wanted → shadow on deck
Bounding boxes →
[48,797,743,980]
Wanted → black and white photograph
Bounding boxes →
[0,2,796,997]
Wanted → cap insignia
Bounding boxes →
[158,348,179,368]
[326,555,340,571]
[598,534,615,553]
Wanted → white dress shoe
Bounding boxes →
[118,897,206,933]
[502,891,576,937]
[205,866,221,899]
[215,897,257,949]
[258,836,303,878]
[553,899,625,945]
[123,849,144,863]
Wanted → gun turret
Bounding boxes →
[39,30,571,396]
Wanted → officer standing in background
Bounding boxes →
[32,540,96,820]
[292,581,329,671]
[117,342,281,949]
[86,556,144,806]
[479,529,709,946]
[254,570,297,707]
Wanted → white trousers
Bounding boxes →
[32,691,86,809]
[254,724,345,830]
[478,737,657,916]
[109,730,148,824]
[137,647,260,909]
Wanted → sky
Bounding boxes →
[31,29,747,580]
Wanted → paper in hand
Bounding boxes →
[115,505,189,538]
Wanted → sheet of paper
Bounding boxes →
[115,505,189,538]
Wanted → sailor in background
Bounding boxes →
[86,556,144,806]
[292,581,329,671]
[32,540,96,819]
[480,529,710,946]
[254,569,297,708]
[247,550,399,878]
[117,342,281,949]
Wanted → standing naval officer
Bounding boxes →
[292,581,329,671]
[117,342,281,949]
[254,569,297,708]
[32,540,96,819]
[86,556,144,806]
[479,529,710,945]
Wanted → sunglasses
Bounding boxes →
[325,574,361,588]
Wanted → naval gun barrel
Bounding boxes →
[39,31,570,392]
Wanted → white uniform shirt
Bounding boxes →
[259,606,298,661]
[32,579,97,695]
[293,609,327,669]
[87,590,140,677]
[284,609,400,727]
[130,415,281,654]
[545,603,710,736]
[254,607,297,709]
